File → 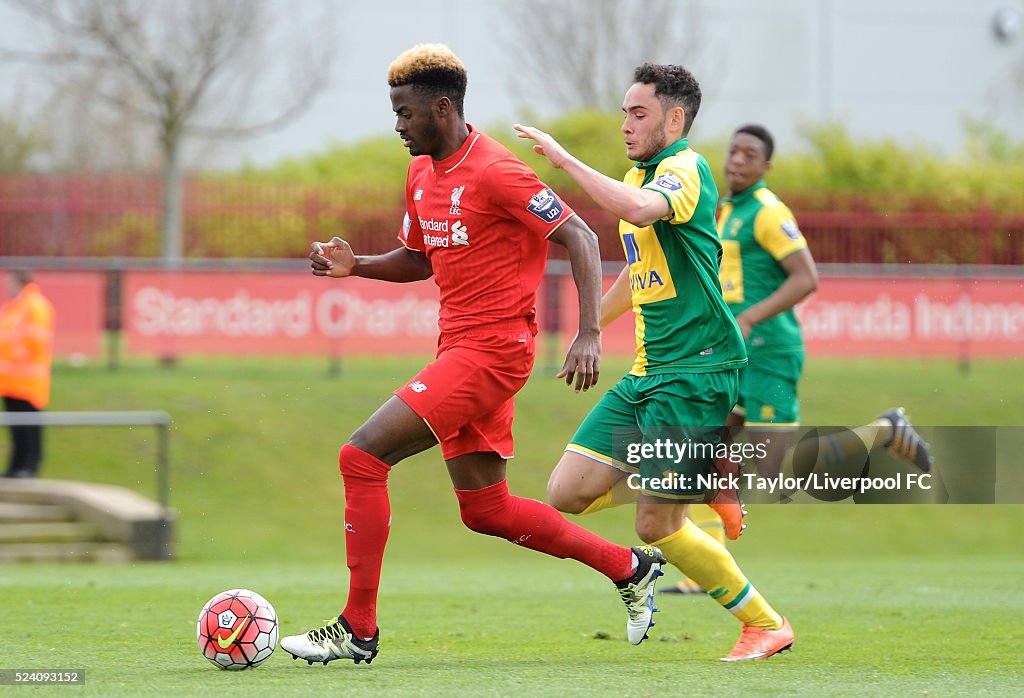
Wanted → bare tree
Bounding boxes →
[1,0,336,261]
[499,0,707,112]
[29,66,163,171]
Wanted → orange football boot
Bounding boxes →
[721,616,795,662]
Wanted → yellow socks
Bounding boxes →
[578,477,638,515]
[673,504,726,589]
[579,488,615,515]
[578,482,784,629]
[687,503,726,545]
[652,519,782,629]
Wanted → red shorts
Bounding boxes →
[395,321,536,461]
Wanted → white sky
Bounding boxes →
[2,0,1023,168]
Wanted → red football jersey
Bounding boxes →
[398,127,575,334]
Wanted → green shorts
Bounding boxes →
[735,351,804,426]
[566,370,739,500]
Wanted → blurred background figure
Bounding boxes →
[0,270,55,478]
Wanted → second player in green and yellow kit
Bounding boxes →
[569,138,746,498]
[718,181,808,426]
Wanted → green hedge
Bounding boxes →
[236,113,1024,214]
[68,114,1021,259]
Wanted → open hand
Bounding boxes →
[558,331,601,393]
[514,124,572,169]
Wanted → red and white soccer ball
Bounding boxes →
[196,589,279,670]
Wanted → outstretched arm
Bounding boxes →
[310,237,433,282]
[548,216,602,392]
[514,124,670,228]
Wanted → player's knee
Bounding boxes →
[346,420,394,461]
[634,511,673,545]
[545,477,588,515]
[458,502,504,536]
[345,428,376,456]
[338,443,391,483]
[633,524,663,545]
[456,488,510,536]
[459,510,494,535]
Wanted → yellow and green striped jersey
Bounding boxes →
[621,138,747,376]
[717,181,808,354]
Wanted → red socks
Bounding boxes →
[338,444,391,639]
[338,446,634,640]
[454,480,633,581]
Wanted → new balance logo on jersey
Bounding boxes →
[409,381,428,393]
[414,189,423,201]
[451,221,469,246]
[450,185,465,214]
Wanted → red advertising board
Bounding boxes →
[121,271,1024,359]
[32,271,104,358]
[797,276,1024,357]
[564,273,1024,359]
[122,271,441,355]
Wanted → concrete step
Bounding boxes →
[0,521,100,543]
[0,487,52,504]
[0,542,133,563]
[0,502,73,522]
[0,478,174,560]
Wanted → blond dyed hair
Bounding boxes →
[387,43,468,116]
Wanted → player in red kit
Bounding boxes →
[280,44,666,666]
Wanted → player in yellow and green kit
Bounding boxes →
[718,124,819,470]
[516,66,795,662]
[720,124,930,477]
[672,125,933,573]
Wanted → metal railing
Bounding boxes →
[0,410,172,511]
[3,174,1023,264]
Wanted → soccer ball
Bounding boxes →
[196,589,279,670]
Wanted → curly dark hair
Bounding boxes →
[632,63,701,135]
[734,123,775,161]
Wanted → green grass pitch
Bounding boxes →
[1,354,1022,696]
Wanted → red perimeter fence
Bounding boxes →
[2,175,1023,265]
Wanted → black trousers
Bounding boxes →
[3,396,43,477]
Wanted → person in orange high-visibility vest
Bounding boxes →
[0,270,55,478]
